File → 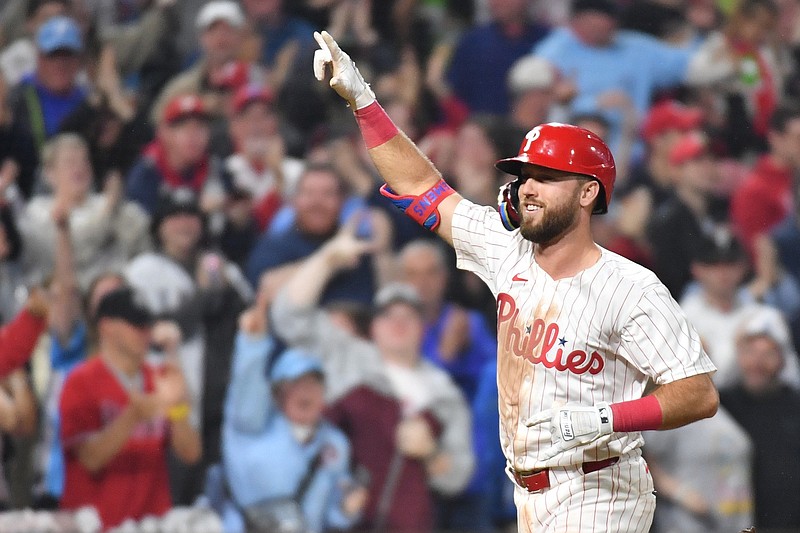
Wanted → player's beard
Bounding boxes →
[518,187,581,244]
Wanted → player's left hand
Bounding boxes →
[313,30,375,109]
[524,403,614,460]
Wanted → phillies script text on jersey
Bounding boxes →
[497,292,604,375]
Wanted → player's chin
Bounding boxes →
[520,221,562,245]
[519,229,536,243]
[519,208,545,229]
[519,215,542,234]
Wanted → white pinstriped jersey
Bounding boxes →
[450,199,716,473]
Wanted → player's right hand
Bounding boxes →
[524,403,614,460]
[313,30,376,110]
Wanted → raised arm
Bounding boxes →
[271,223,389,401]
[50,201,80,346]
[281,220,374,312]
[313,31,462,245]
[224,304,277,435]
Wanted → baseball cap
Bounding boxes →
[271,348,324,383]
[641,100,703,142]
[153,189,203,222]
[572,0,620,17]
[669,131,709,166]
[150,190,205,246]
[692,234,747,265]
[37,16,83,54]
[196,0,245,31]
[507,56,555,95]
[94,287,153,327]
[162,94,210,125]
[232,84,275,114]
[374,283,423,315]
[151,189,202,227]
[736,306,793,360]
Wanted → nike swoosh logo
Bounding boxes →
[512,273,528,282]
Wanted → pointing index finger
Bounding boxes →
[320,30,343,59]
[313,31,332,81]
[313,31,329,53]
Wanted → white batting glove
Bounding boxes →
[313,30,376,110]
[524,403,614,461]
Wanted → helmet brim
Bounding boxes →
[494,155,531,176]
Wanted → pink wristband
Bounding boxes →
[355,101,399,149]
[610,395,663,432]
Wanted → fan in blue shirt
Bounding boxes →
[533,0,698,161]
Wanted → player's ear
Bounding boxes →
[579,179,600,210]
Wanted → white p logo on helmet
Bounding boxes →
[522,127,541,153]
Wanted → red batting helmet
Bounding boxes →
[495,123,616,216]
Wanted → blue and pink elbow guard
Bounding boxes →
[355,101,456,231]
[379,180,455,231]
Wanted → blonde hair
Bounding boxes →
[41,132,88,171]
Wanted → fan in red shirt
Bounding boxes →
[59,287,202,529]
[731,104,800,259]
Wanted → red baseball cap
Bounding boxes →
[232,84,275,114]
[162,94,210,125]
[669,131,709,166]
[641,100,703,142]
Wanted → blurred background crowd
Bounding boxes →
[0,0,798,531]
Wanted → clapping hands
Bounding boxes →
[396,415,437,459]
[126,321,188,423]
[154,361,189,410]
[128,360,190,423]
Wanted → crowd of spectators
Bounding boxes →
[0,0,799,531]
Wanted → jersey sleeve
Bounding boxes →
[617,284,717,385]
[450,198,514,294]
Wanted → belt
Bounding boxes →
[512,457,620,493]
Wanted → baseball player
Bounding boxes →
[312,31,719,532]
